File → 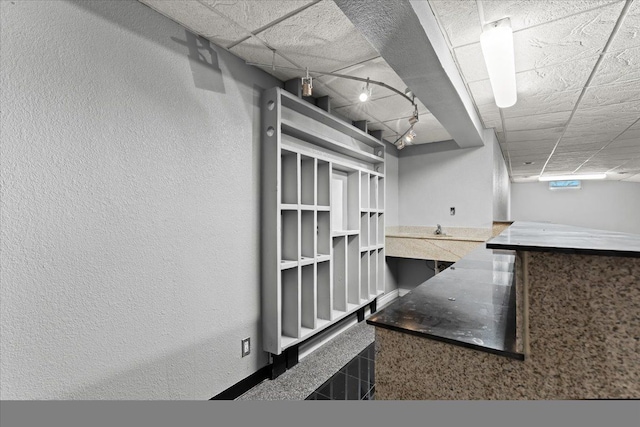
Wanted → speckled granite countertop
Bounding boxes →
[367,245,523,360]
[486,221,640,258]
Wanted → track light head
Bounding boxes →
[359,79,371,102]
[405,128,416,143]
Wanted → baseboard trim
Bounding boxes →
[210,365,271,400]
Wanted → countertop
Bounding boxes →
[367,245,523,360]
[486,221,640,258]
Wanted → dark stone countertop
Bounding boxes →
[367,245,523,360]
[486,221,640,258]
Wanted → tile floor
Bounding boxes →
[305,343,375,400]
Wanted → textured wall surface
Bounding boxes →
[375,252,640,399]
[490,130,511,221]
[398,140,494,228]
[383,142,399,227]
[1,0,282,399]
[511,181,640,234]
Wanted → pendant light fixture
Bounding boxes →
[480,17,517,108]
[301,68,313,97]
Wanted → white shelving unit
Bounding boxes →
[261,87,386,356]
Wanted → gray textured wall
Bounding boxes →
[491,130,511,221]
[511,181,640,234]
[397,140,494,228]
[1,0,282,399]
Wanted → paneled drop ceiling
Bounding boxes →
[139,0,452,145]
[429,0,640,182]
[138,0,640,183]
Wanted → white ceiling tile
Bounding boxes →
[228,38,300,81]
[622,174,640,182]
[467,56,595,107]
[555,139,606,149]
[202,0,315,34]
[505,127,564,142]
[561,131,619,142]
[599,146,640,155]
[614,131,640,143]
[429,0,619,48]
[504,111,570,131]
[454,3,621,83]
[503,90,580,120]
[411,118,453,144]
[256,0,379,73]
[589,46,640,87]
[567,101,640,134]
[380,114,452,145]
[605,0,640,53]
[581,83,640,109]
[482,1,622,33]
[477,103,503,132]
[335,94,428,124]
[315,57,411,104]
[140,0,249,47]
[428,0,481,48]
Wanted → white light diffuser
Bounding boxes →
[480,18,517,108]
[538,173,607,182]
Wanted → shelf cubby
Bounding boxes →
[360,172,369,210]
[333,236,347,312]
[347,235,360,305]
[377,213,384,246]
[301,264,316,330]
[369,249,377,297]
[360,212,369,248]
[301,210,315,259]
[369,175,377,210]
[281,267,300,338]
[317,261,331,321]
[317,160,330,207]
[331,170,348,232]
[317,210,330,257]
[281,210,298,263]
[369,212,376,247]
[378,177,385,210]
[377,248,385,294]
[281,150,298,205]
[301,155,315,206]
[360,251,369,302]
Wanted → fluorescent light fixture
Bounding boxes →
[538,173,607,182]
[480,18,517,108]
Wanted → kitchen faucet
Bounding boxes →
[435,224,442,235]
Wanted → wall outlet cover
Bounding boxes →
[242,338,250,357]
[450,207,455,215]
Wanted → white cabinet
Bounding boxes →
[261,87,385,356]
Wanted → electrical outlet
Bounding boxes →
[450,207,455,216]
[241,338,250,357]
